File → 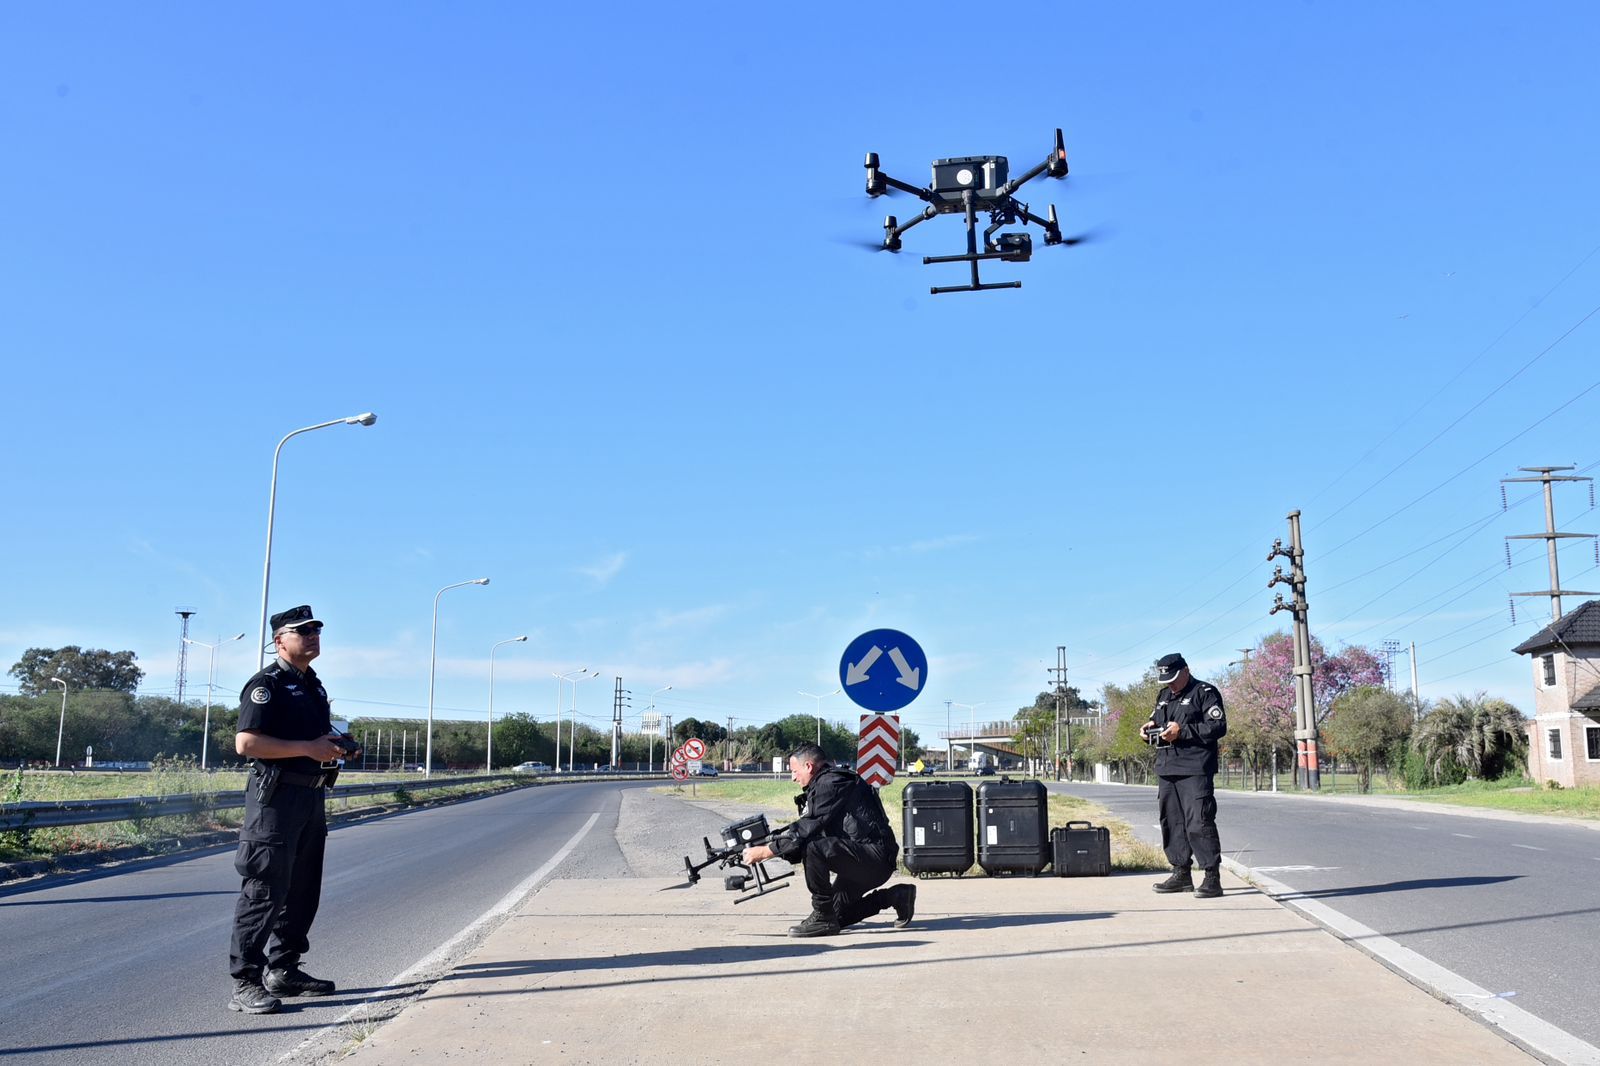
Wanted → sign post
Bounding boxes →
[840,629,925,787]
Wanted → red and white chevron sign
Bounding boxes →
[856,713,901,787]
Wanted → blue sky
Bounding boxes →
[4,3,1598,746]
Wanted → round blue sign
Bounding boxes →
[839,628,927,712]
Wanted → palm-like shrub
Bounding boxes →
[1410,692,1527,784]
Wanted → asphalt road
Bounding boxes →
[0,780,653,1066]
[1053,780,1600,1050]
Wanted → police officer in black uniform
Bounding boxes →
[1144,653,1228,899]
[227,605,360,1014]
[740,743,916,937]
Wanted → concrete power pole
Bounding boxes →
[1501,466,1597,623]
[611,677,624,768]
[1048,646,1068,781]
[1269,510,1320,791]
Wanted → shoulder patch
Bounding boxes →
[249,686,272,705]
[1207,706,1223,719]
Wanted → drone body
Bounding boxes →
[865,128,1073,294]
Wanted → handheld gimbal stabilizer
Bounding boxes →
[667,814,793,904]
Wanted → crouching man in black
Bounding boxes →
[740,743,915,938]
[227,605,360,1014]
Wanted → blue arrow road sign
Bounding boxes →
[839,629,927,712]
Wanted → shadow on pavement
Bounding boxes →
[1274,875,1522,899]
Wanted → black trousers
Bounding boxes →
[228,780,327,981]
[800,837,897,926]
[1157,773,1221,871]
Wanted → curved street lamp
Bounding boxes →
[183,633,246,769]
[50,677,68,768]
[953,701,987,772]
[647,685,672,772]
[551,667,589,771]
[426,577,490,777]
[799,688,841,747]
[256,412,378,668]
[567,671,601,771]
[487,635,528,772]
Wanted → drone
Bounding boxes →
[863,127,1082,295]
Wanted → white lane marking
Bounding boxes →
[1451,832,1474,838]
[278,811,603,1064]
[1252,865,1340,873]
[1512,844,1546,851]
[1226,859,1600,1066]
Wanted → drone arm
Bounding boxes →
[891,206,937,239]
[1001,128,1070,196]
[880,173,936,202]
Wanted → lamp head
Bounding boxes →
[474,578,490,586]
[348,412,378,426]
[515,635,528,642]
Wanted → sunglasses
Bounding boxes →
[288,623,324,636]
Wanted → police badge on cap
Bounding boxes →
[1155,653,1188,684]
[270,605,323,633]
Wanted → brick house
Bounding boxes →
[1512,599,1600,787]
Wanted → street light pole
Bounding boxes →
[256,413,378,669]
[953,702,985,772]
[798,688,841,748]
[50,677,67,768]
[552,667,588,770]
[488,635,528,773]
[568,671,600,771]
[648,685,672,772]
[426,577,490,777]
[183,633,245,769]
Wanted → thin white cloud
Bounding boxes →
[577,551,628,585]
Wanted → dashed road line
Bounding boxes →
[1512,843,1546,851]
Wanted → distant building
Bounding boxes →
[1512,599,1600,788]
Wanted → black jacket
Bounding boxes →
[769,766,896,862]
[1148,677,1228,776]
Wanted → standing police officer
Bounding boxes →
[227,605,359,1014]
[740,744,916,937]
[1143,653,1228,899]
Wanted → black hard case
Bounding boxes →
[901,780,975,877]
[977,777,1050,876]
[1051,820,1111,877]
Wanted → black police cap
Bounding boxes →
[270,605,323,633]
[1155,653,1188,683]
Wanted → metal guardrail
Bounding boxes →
[0,773,555,832]
[0,769,793,832]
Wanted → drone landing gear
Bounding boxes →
[924,190,1023,295]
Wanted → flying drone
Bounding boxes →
[863,127,1082,294]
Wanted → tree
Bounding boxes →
[1321,686,1413,792]
[1410,692,1528,785]
[9,647,144,697]
[1223,632,1388,779]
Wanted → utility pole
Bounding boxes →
[1409,641,1421,720]
[174,607,196,705]
[944,699,952,773]
[726,715,734,769]
[611,678,625,768]
[1501,466,1597,622]
[1269,510,1320,791]
[1047,646,1068,781]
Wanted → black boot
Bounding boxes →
[1152,866,1193,894]
[1195,867,1223,899]
[788,911,841,938]
[228,978,281,1014]
[891,884,917,928]
[264,966,336,996]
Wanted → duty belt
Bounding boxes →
[276,770,334,789]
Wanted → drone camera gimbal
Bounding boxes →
[863,128,1073,294]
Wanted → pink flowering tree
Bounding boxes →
[1222,632,1387,775]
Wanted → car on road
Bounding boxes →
[693,765,719,777]
[511,762,552,774]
